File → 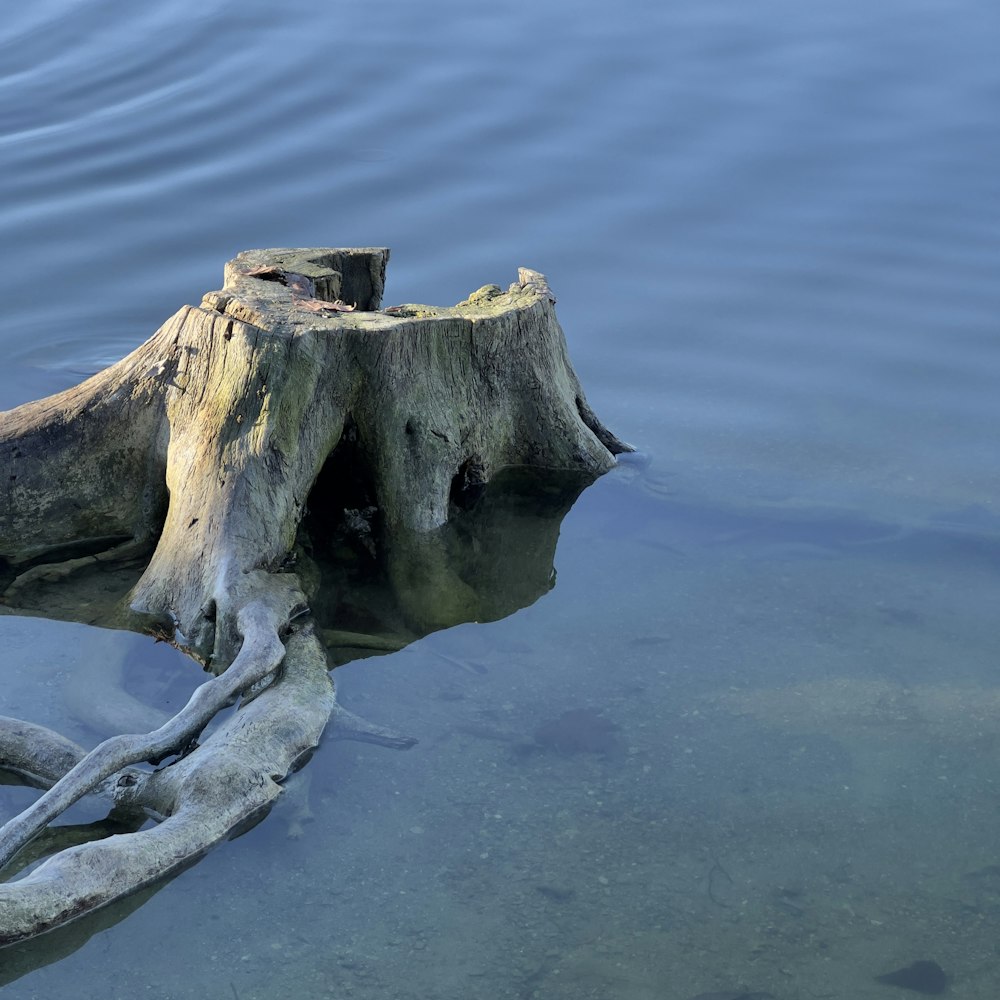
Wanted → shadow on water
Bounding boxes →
[0,867,195,989]
[0,465,594,655]
[298,459,596,667]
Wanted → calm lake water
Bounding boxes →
[2,0,1000,997]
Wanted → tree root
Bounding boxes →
[0,613,334,946]
[321,628,409,653]
[0,577,297,871]
[0,718,87,790]
[2,539,150,604]
[330,705,417,750]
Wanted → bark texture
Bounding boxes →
[0,248,629,947]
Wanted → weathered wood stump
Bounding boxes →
[0,248,629,946]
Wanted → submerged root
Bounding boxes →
[0,613,335,946]
[2,539,150,604]
[0,583,296,871]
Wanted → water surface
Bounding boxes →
[2,0,999,997]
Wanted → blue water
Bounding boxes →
[2,0,1000,996]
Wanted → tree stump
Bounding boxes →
[0,248,629,946]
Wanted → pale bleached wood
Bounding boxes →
[0,248,628,945]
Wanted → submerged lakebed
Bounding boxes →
[2,469,999,996]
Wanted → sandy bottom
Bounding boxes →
[2,474,998,999]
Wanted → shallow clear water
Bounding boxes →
[2,0,1000,997]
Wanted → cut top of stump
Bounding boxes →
[206,247,560,335]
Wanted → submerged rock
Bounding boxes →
[875,960,948,994]
[532,707,619,754]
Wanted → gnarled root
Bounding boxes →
[0,600,334,946]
